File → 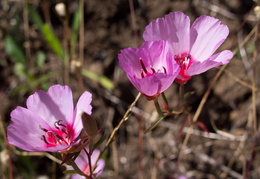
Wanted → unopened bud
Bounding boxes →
[82,113,98,137]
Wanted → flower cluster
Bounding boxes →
[6,11,234,178]
[119,11,233,96]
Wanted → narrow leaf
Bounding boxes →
[5,35,26,66]
[82,69,114,90]
[42,24,65,61]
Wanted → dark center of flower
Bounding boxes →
[39,120,72,147]
[139,58,167,78]
[174,53,192,71]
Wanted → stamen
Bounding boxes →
[151,67,156,73]
[41,135,49,144]
[61,128,68,134]
[39,120,72,146]
[57,120,66,127]
[51,131,64,141]
[141,71,145,78]
[174,53,191,69]
[39,125,48,132]
[139,58,148,74]
[163,67,167,74]
[54,121,60,129]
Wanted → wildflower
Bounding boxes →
[143,11,233,84]
[7,85,92,152]
[118,40,180,99]
[71,148,105,179]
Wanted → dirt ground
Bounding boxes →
[0,0,260,178]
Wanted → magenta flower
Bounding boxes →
[118,40,180,99]
[7,85,92,152]
[143,11,233,84]
[71,148,105,178]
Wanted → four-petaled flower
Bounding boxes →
[118,40,180,99]
[7,85,92,152]
[71,148,105,179]
[143,11,233,84]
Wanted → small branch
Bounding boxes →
[95,93,142,167]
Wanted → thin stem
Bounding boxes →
[153,98,164,117]
[161,92,169,110]
[84,148,93,178]
[95,93,142,167]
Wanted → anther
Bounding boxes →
[54,121,60,129]
[163,67,167,74]
[57,120,66,127]
[141,71,145,78]
[151,67,156,73]
[39,125,48,132]
[139,58,148,74]
[41,135,49,144]
[61,128,68,134]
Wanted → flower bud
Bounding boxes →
[81,113,98,137]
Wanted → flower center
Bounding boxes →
[139,58,167,78]
[174,53,193,84]
[39,120,72,147]
[174,53,192,71]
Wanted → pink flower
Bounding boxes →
[143,11,233,84]
[7,85,92,152]
[71,148,105,178]
[118,40,180,99]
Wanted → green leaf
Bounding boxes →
[82,69,114,90]
[42,24,65,61]
[28,5,64,62]
[71,6,81,44]
[27,5,44,29]
[5,35,26,67]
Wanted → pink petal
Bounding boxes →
[72,148,105,178]
[118,48,141,78]
[128,73,176,97]
[143,11,190,54]
[7,107,67,152]
[26,85,74,125]
[190,15,229,62]
[73,91,93,137]
[186,50,233,76]
[94,159,105,177]
[119,41,169,79]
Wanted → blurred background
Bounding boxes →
[0,0,259,178]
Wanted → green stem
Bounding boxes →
[162,92,169,108]
[153,98,164,117]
